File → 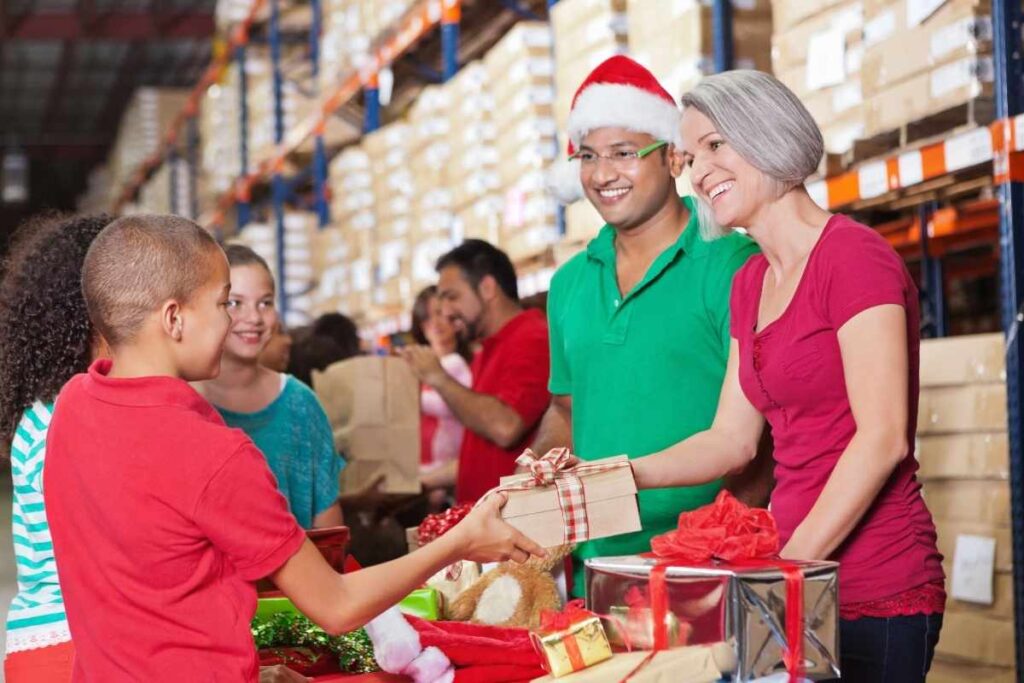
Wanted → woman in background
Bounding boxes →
[411,286,473,500]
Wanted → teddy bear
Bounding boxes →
[446,544,574,629]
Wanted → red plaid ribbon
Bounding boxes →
[480,448,628,545]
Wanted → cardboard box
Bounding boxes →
[861,2,991,95]
[917,432,1009,480]
[499,455,640,547]
[864,55,993,136]
[565,198,605,243]
[313,356,421,495]
[917,383,1007,434]
[920,333,1005,386]
[771,2,863,75]
[772,0,850,32]
[484,21,553,77]
[935,520,1012,572]
[550,0,627,47]
[934,611,1015,667]
[922,480,1010,526]
[927,659,1015,683]
[943,560,1014,620]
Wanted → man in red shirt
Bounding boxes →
[44,216,543,682]
[401,239,551,503]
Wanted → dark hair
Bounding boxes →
[312,313,361,359]
[435,239,519,301]
[288,333,357,387]
[411,285,472,362]
[0,212,111,455]
[224,243,273,276]
[82,214,221,346]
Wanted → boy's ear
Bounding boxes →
[160,300,184,342]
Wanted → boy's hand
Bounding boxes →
[450,493,546,564]
[259,665,310,682]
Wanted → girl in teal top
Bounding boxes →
[0,213,111,680]
[200,244,344,529]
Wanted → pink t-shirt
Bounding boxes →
[45,360,306,681]
[730,215,944,604]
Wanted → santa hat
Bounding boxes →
[547,55,682,205]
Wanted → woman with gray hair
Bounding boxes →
[630,70,944,682]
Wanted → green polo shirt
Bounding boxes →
[547,195,759,594]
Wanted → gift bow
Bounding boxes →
[537,599,593,634]
[480,448,628,545]
[640,491,805,683]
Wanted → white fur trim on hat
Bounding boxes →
[567,82,682,149]
[545,156,583,205]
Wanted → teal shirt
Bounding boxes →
[216,375,344,529]
[547,196,759,593]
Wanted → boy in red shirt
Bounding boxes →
[44,215,542,682]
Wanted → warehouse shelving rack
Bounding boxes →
[105,0,1024,672]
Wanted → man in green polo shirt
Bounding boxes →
[538,56,772,594]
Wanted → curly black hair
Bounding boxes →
[0,212,111,456]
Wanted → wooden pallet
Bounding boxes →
[842,98,996,171]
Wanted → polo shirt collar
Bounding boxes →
[586,195,701,298]
[83,359,216,415]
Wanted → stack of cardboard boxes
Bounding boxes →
[485,21,560,263]
[917,333,1014,682]
[860,0,992,139]
[628,0,773,102]
[364,122,415,313]
[320,0,418,96]
[200,63,244,208]
[105,87,191,206]
[448,62,502,245]
[135,158,193,217]
[329,143,378,318]
[771,0,866,155]
[408,85,456,295]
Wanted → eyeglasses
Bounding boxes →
[570,140,669,167]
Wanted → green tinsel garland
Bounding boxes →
[252,612,379,674]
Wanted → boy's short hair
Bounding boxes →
[82,215,221,346]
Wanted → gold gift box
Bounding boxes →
[531,616,613,678]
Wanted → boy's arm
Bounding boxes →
[271,493,544,635]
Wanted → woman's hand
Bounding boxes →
[446,493,546,564]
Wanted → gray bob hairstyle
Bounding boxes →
[680,70,824,200]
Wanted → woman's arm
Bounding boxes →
[631,340,765,489]
[780,304,909,560]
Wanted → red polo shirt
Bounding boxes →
[456,308,551,503]
[45,360,306,681]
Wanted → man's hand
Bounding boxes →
[447,494,546,564]
[399,345,449,388]
[259,665,311,683]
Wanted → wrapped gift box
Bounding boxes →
[498,453,640,548]
[585,556,840,681]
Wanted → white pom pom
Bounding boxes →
[545,157,584,205]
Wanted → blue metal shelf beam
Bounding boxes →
[917,201,948,338]
[992,0,1024,676]
[310,0,330,228]
[270,0,288,315]
[236,43,252,228]
[711,0,734,73]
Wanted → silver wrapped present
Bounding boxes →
[585,556,840,681]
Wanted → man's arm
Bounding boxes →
[400,346,529,449]
[530,395,572,455]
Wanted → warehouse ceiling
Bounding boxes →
[0,0,215,247]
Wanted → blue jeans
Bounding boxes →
[827,613,943,682]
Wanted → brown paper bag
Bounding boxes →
[313,356,422,495]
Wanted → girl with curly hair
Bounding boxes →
[0,213,111,682]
